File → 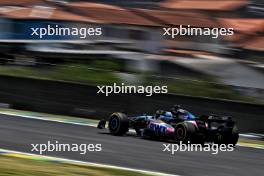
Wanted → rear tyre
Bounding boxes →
[229,125,239,145]
[174,122,197,143]
[108,113,129,136]
[215,125,239,146]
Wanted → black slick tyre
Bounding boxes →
[108,113,129,136]
[174,122,196,143]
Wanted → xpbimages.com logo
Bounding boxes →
[163,25,234,39]
[97,83,168,96]
[30,25,102,39]
[31,141,102,155]
[162,142,235,155]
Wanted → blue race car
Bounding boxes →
[97,105,239,145]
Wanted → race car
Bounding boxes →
[97,105,239,145]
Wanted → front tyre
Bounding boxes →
[108,113,129,136]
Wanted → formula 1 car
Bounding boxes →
[97,105,239,145]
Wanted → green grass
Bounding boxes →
[145,76,257,103]
[0,63,258,103]
[0,64,119,85]
[0,155,154,176]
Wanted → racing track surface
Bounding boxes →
[0,114,263,176]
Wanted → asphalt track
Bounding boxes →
[0,114,263,176]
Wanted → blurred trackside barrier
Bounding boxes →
[0,75,263,133]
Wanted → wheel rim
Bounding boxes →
[176,127,185,140]
[110,117,118,131]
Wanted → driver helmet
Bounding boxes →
[164,111,173,119]
[171,105,181,114]
[155,110,164,118]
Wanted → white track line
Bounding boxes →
[239,134,263,139]
[0,148,178,176]
[248,133,264,137]
[0,111,97,127]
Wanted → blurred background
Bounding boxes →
[0,2,263,176]
[0,0,263,103]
